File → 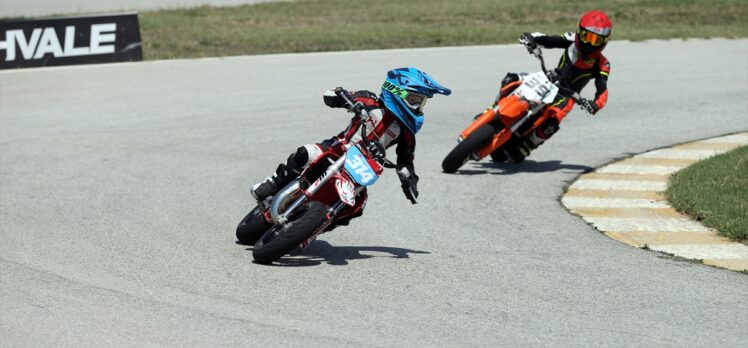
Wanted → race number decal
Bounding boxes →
[344,146,379,186]
[518,71,559,104]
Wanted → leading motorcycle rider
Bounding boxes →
[251,67,451,207]
[498,10,612,163]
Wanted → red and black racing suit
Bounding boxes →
[320,89,417,172]
[502,32,610,162]
[282,89,416,179]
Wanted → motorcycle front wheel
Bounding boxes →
[236,205,271,245]
[441,124,495,173]
[252,201,328,264]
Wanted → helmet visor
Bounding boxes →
[578,29,608,47]
[403,92,428,114]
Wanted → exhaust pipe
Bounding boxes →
[269,180,303,224]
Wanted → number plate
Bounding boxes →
[344,146,380,186]
[517,71,559,104]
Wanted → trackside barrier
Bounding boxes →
[0,12,143,69]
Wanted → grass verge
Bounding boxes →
[666,145,748,242]
[139,0,748,60]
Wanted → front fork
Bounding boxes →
[269,155,345,224]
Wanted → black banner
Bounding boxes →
[0,13,143,69]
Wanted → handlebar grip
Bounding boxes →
[339,89,352,101]
[339,91,366,115]
[335,88,356,108]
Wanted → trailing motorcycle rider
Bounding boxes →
[497,10,612,163]
[250,67,451,217]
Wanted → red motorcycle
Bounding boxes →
[236,90,402,264]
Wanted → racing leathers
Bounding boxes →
[500,31,610,163]
[251,89,419,205]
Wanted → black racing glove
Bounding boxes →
[323,87,347,108]
[580,98,599,115]
[367,141,386,162]
[397,165,419,204]
[519,32,537,50]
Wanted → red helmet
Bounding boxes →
[576,10,612,56]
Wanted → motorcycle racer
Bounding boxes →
[498,10,612,163]
[251,67,451,206]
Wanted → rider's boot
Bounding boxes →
[518,130,545,158]
[504,129,544,163]
[251,170,282,201]
[251,153,304,201]
[511,117,560,163]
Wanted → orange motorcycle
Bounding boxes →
[441,46,593,173]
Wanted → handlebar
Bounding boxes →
[335,89,397,168]
[336,89,363,116]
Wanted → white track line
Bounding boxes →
[596,164,685,175]
[570,179,668,191]
[634,149,724,160]
[582,217,712,233]
[562,197,670,209]
[650,244,748,260]
[699,134,748,144]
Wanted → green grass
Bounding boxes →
[666,145,748,242]
[139,0,748,60]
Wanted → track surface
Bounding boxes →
[1,40,747,346]
[1,0,282,17]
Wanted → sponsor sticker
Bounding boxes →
[335,178,356,206]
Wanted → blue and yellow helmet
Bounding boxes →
[380,67,451,134]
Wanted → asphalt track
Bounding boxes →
[1,39,747,346]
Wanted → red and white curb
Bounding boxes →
[562,132,748,272]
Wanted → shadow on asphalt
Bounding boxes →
[245,240,430,267]
[447,159,593,176]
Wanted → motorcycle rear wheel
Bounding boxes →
[236,205,271,245]
[252,201,328,264]
[442,124,495,173]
